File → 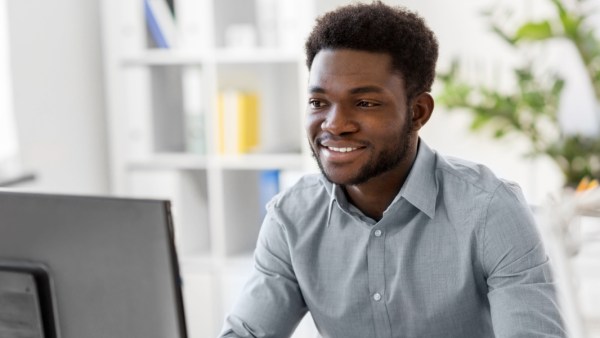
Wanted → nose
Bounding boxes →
[320,104,359,135]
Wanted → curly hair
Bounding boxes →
[305,1,439,101]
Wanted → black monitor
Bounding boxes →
[0,190,187,338]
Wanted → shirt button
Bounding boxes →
[374,229,382,237]
[373,292,382,301]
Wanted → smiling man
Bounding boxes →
[219,2,566,337]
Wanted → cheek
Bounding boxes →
[362,119,407,146]
[362,117,399,135]
[305,114,323,138]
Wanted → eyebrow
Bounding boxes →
[349,86,384,94]
[308,86,326,94]
[308,85,384,94]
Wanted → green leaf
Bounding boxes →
[470,110,493,130]
[551,0,582,38]
[514,21,554,41]
[549,0,568,18]
[491,25,517,45]
[494,128,508,139]
[561,15,583,38]
[551,78,565,96]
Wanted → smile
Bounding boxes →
[318,143,367,164]
[327,146,359,153]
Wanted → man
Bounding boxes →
[220,2,566,337]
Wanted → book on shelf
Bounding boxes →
[217,90,260,154]
[164,0,175,15]
[143,0,178,49]
[182,67,206,154]
[259,170,280,219]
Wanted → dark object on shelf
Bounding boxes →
[0,172,36,187]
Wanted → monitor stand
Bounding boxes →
[0,261,59,338]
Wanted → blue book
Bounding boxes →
[259,170,280,219]
[144,0,177,49]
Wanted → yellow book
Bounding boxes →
[217,90,260,154]
[237,93,259,153]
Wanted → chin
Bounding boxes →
[323,174,351,186]
[322,168,370,186]
[321,170,345,184]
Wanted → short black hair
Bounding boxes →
[305,1,439,101]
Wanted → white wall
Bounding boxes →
[0,0,17,162]
[6,0,109,193]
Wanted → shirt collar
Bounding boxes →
[324,182,346,226]
[395,139,438,219]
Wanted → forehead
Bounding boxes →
[308,49,404,92]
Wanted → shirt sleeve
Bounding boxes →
[482,182,567,337]
[218,209,308,338]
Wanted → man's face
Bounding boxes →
[306,49,417,186]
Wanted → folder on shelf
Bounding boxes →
[218,90,260,154]
[143,0,178,49]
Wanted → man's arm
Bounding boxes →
[218,212,307,338]
[483,182,567,337]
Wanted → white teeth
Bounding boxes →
[327,146,358,153]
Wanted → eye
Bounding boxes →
[309,99,327,109]
[357,100,378,108]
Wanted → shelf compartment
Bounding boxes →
[220,169,274,256]
[216,62,304,157]
[127,169,211,256]
[123,64,207,157]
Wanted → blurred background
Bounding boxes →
[1,0,599,337]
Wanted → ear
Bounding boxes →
[410,92,434,131]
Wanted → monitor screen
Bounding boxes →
[0,190,187,338]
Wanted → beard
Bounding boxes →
[310,113,414,186]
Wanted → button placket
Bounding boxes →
[366,224,391,337]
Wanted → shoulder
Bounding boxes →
[436,154,506,195]
[270,173,328,209]
[266,173,331,228]
[273,173,325,199]
[435,156,540,273]
[432,152,531,230]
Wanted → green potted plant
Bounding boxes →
[437,0,600,188]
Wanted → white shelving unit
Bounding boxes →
[100,0,319,336]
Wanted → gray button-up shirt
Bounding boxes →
[220,141,566,337]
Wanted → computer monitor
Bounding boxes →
[0,190,188,338]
